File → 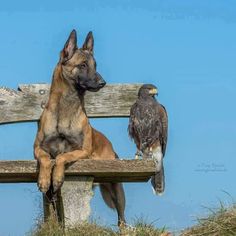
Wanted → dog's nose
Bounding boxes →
[99,81,106,87]
[95,72,106,87]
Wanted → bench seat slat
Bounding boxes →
[0,159,156,183]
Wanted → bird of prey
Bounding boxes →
[128,84,168,195]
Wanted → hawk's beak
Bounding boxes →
[149,88,158,95]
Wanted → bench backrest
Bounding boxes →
[0,83,142,124]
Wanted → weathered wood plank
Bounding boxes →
[0,83,142,124]
[0,159,156,183]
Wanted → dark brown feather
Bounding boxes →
[159,104,168,156]
[128,95,168,156]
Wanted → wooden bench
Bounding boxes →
[0,83,156,227]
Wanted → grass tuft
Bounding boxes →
[30,217,115,236]
[29,216,169,236]
[181,204,236,236]
[30,204,236,236]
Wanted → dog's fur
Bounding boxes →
[34,30,126,226]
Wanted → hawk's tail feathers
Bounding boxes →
[151,162,165,195]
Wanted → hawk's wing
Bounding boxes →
[159,104,168,157]
[128,99,161,151]
[128,101,140,149]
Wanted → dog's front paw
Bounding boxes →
[37,159,52,193]
[38,174,51,193]
[52,165,65,192]
[53,178,64,192]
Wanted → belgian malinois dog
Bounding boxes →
[34,29,126,226]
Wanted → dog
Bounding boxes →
[34,29,126,226]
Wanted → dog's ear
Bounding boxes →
[60,29,77,63]
[82,31,94,53]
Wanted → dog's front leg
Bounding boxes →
[34,146,52,193]
[52,150,89,192]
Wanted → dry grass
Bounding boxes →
[181,204,236,236]
[29,217,169,236]
[29,218,115,236]
[29,204,236,236]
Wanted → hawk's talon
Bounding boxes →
[148,151,153,159]
[134,150,142,160]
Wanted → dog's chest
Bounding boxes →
[41,129,84,159]
[41,95,85,158]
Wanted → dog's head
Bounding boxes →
[59,30,106,92]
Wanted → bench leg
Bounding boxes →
[43,176,94,228]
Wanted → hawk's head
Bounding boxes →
[138,84,158,98]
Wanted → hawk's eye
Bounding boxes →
[78,63,87,70]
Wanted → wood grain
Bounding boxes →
[0,83,142,124]
[0,159,156,183]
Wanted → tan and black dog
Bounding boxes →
[34,29,126,226]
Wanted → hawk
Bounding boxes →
[128,84,168,195]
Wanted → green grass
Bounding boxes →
[29,217,168,236]
[181,204,236,236]
[30,219,115,236]
[29,204,236,236]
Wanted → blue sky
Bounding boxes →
[0,1,236,235]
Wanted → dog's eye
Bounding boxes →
[78,63,87,70]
